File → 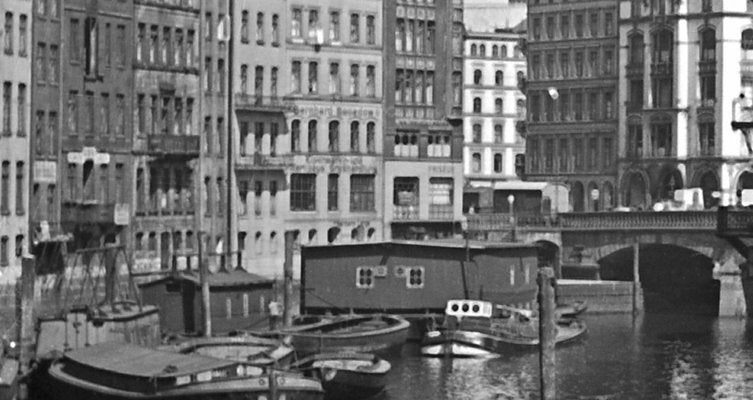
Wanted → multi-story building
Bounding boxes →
[0,0,30,282]
[232,0,385,278]
[383,0,465,240]
[525,0,619,212]
[618,0,753,210]
[462,0,527,193]
[131,0,202,273]
[54,1,134,250]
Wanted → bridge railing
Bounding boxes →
[466,212,559,232]
[717,207,753,237]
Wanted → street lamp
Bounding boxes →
[507,194,516,242]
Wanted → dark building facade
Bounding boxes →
[382,0,465,240]
[525,0,619,212]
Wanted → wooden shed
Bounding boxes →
[139,269,275,335]
[301,240,540,315]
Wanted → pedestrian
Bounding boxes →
[268,299,282,331]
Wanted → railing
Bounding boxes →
[559,211,716,231]
[625,63,644,77]
[234,94,294,112]
[717,207,753,237]
[61,203,117,225]
[145,135,200,157]
[429,204,454,220]
[698,60,716,74]
[393,205,419,221]
[651,61,673,75]
[466,212,559,232]
[235,153,293,170]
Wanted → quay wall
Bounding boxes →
[557,280,638,314]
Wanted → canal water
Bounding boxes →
[376,313,753,400]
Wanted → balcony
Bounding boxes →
[141,135,200,158]
[235,94,294,113]
[235,153,293,171]
[698,60,716,75]
[625,63,644,77]
[61,202,118,225]
[134,0,199,13]
[650,62,673,76]
[393,205,419,221]
[429,204,454,220]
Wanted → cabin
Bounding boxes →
[139,269,275,335]
[301,240,540,315]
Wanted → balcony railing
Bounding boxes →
[393,205,419,221]
[466,212,559,232]
[234,94,294,112]
[625,63,644,77]
[651,62,673,76]
[698,60,716,74]
[429,204,454,220]
[717,207,753,238]
[145,135,200,157]
[61,202,117,225]
[559,211,716,231]
[235,153,293,170]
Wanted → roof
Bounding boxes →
[302,240,538,251]
[140,268,273,288]
[491,181,549,191]
[464,1,527,33]
[64,342,236,378]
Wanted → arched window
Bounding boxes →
[328,120,339,152]
[471,153,481,173]
[291,119,301,152]
[495,98,503,114]
[350,121,359,152]
[473,97,482,113]
[494,124,503,143]
[629,33,644,65]
[571,181,585,212]
[470,43,477,56]
[743,29,753,60]
[587,181,599,211]
[699,171,719,209]
[516,99,526,119]
[492,45,499,57]
[308,120,317,152]
[501,45,508,58]
[479,44,486,57]
[653,29,673,63]
[472,123,481,143]
[514,45,521,58]
[700,28,716,61]
[493,153,502,173]
[516,71,525,87]
[473,69,482,85]
[495,70,503,86]
[602,182,614,210]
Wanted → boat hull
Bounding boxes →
[36,363,324,400]
[321,368,388,400]
[421,322,587,358]
[294,353,390,400]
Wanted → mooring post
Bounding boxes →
[538,266,556,400]
[198,233,212,337]
[18,257,35,375]
[633,241,642,315]
[283,231,295,327]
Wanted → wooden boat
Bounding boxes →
[0,356,18,400]
[258,314,410,356]
[421,299,587,357]
[291,352,391,400]
[556,300,587,319]
[37,341,324,400]
[161,334,295,368]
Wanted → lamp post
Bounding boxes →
[460,218,470,300]
[507,194,515,242]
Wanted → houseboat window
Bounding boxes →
[166,282,181,293]
[226,298,232,320]
[406,267,425,289]
[356,266,375,288]
[509,266,515,285]
[243,293,249,317]
[525,264,530,284]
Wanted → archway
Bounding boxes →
[571,181,585,212]
[736,170,753,204]
[602,181,614,211]
[599,244,719,315]
[623,172,648,210]
[587,181,599,211]
[657,166,683,201]
[697,171,719,209]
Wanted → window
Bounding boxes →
[492,45,498,57]
[652,76,672,108]
[495,98,503,115]
[115,94,124,137]
[699,117,715,156]
[473,69,482,85]
[291,120,301,152]
[328,62,340,95]
[328,120,339,152]
[473,97,481,113]
[546,17,554,39]
[327,174,338,211]
[291,61,301,93]
[84,17,98,75]
[494,153,502,173]
[4,13,12,55]
[291,8,302,37]
[14,235,23,258]
[350,121,359,152]
[1,162,9,214]
[406,267,425,288]
[350,13,359,43]
[630,34,644,65]
[429,177,453,218]
[494,124,503,143]
[2,83,9,135]
[19,14,27,57]
[366,65,375,97]
[356,267,374,288]
[350,175,374,212]
[308,61,318,93]
[575,14,584,38]
[349,64,359,96]
[270,67,278,97]
[743,29,753,60]
[701,29,716,61]
[241,11,249,43]
[308,120,317,152]
[367,122,376,153]
[561,15,570,38]
[604,13,614,36]
[575,51,584,77]
[367,15,375,44]
[651,120,672,157]
[272,14,279,44]
[589,13,598,37]
[472,123,481,143]
[17,84,26,136]
[653,29,673,64]
[253,180,262,216]
[256,12,264,43]
[186,30,195,66]
[558,138,569,171]
[501,45,508,58]
[472,153,481,173]
[290,174,316,211]
[218,58,225,94]
[0,237,7,266]
[604,92,614,120]
[495,70,503,86]
[329,11,340,42]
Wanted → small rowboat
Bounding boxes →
[258,314,410,356]
[291,352,391,400]
[160,334,295,368]
[421,299,587,357]
[37,341,324,400]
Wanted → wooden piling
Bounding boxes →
[633,241,642,315]
[199,234,212,337]
[17,257,36,377]
[283,231,295,327]
[538,266,556,400]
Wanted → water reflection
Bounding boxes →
[379,314,753,400]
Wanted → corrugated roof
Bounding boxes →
[65,342,236,378]
[302,240,537,251]
[140,268,273,288]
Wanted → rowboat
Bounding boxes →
[421,299,587,357]
[36,341,324,400]
[259,314,410,356]
[291,352,391,400]
[161,334,295,368]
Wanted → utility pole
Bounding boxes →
[283,231,295,327]
[538,266,556,400]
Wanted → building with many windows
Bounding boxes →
[232,0,384,278]
[618,0,753,210]
[383,0,465,240]
[0,0,30,282]
[462,0,527,201]
[525,0,619,212]
[130,0,202,273]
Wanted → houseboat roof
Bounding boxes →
[140,268,273,288]
[64,342,236,378]
[302,240,539,251]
